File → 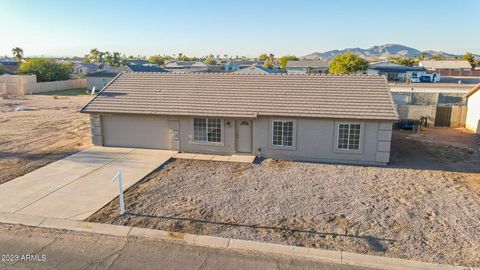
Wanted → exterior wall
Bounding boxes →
[86,77,114,91]
[94,113,393,165]
[0,75,86,95]
[251,117,392,165]
[466,92,480,134]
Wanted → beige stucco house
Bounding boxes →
[464,84,480,134]
[81,73,398,165]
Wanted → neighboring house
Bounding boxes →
[286,60,329,74]
[0,60,21,74]
[164,61,207,72]
[224,61,265,71]
[464,84,480,134]
[73,63,101,75]
[81,73,398,165]
[114,64,167,73]
[125,59,149,65]
[231,66,283,74]
[86,71,119,91]
[367,62,439,83]
[419,60,472,71]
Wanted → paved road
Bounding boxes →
[0,224,374,270]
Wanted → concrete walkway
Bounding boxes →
[0,146,176,220]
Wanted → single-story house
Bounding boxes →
[231,66,283,74]
[86,71,120,91]
[286,60,329,74]
[164,61,208,72]
[224,61,265,71]
[114,63,167,73]
[419,60,472,71]
[73,63,102,75]
[81,73,398,165]
[367,62,439,83]
[0,60,21,74]
[464,84,480,134]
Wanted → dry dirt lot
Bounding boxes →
[0,95,92,184]
[88,128,480,267]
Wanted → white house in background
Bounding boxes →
[73,63,111,75]
[464,84,480,134]
[367,62,440,83]
[286,60,329,74]
[81,73,398,166]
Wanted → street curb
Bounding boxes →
[0,213,477,270]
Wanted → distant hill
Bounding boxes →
[302,44,461,60]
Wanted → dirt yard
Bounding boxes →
[0,95,92,184]
[88,129,480,267]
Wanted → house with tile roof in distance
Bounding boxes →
[286,60,329,74]
[81,73,398,165]
[231,66,284,74]
[0,60,21,74]
[224,60,265,71]
[419,60,479,76]
[367,61,439,83]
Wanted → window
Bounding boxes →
[337,123,361,150]
[193,118,222,143]
[272,120,294,147]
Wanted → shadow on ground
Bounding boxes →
[124,212,394,252]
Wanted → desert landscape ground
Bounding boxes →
[88,130,480,267]
[0,95,91,184]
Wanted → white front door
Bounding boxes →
[236,120,252,153]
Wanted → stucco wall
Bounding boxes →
[86,77,114,91]
[466,92,480,134]
[251,117,392,165]
[93,114,393,165]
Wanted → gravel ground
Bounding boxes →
[88,157,480,267]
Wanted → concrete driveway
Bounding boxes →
[0,147,176,220]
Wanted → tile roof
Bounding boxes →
[286,60,329,68]
[126,64,167,72]
[81,73,398,121]
[419,60,472,69]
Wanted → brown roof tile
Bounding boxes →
[81,73,398,121]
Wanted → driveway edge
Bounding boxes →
[0,212,476,270]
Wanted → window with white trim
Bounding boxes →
[337,123,361,150]
[193,118,222,143]
[272,120,294,147]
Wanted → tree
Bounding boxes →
[462,52,476,68]
[12,47,24,61]
[148,55,166,65]
[388,56,415,67]
[204,57,217,65]
[329,53,369,74]
[17,58,71,82]
[258,53,269,61]
[279,55,298,70]
[262,62,273,69]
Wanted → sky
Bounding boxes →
[1,0,479,58]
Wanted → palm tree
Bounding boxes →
[12,47,24,61]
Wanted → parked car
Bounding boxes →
[420,76,431,82]
[411,76,420,83]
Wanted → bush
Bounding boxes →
[17,58,71,82]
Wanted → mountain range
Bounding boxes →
[302,44,462,60]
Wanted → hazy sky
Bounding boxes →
[1,0,479,57]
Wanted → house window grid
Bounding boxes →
[193,118,222,143]
[272,120,294,147]
[337,123,361,150]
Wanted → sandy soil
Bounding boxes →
[0,95,92,184]
[88,129,480,267]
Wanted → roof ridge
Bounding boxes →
[126,72,383,77]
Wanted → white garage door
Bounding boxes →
[102,115,170,149]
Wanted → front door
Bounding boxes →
[236,120,252,153]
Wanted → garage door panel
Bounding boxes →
[102,115,170,149]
